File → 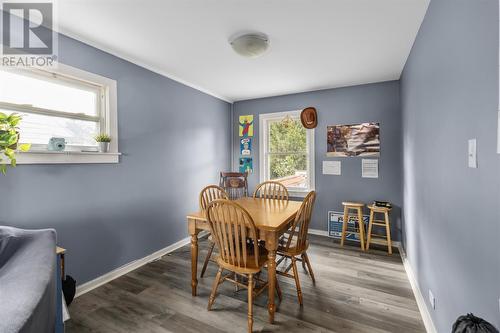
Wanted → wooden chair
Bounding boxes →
[276,191,316,305]
[219,172,248,200]
[253,181,289,201]
[206,199,281,333]
[199,185,228,278]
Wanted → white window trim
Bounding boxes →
[259,110,315,198]
[2,62,119,164]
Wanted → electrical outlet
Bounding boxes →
[429,290,436,310]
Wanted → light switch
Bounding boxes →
[468,139,477,168]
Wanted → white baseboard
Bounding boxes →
[397,244,437,333]
[308,228,329,236]
[75,232,208,297]
[308,228,402,249]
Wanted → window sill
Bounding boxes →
[288,189,314,198]
[16,151,121,164]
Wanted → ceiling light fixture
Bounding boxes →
[230,33,270,58]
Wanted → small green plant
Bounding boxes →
[94,133,111,142]
[0,112,31,174]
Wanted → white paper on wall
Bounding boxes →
[362,159,378,178]
[323,160,341,175]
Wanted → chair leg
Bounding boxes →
[291,257,303,305]
[301,258,307,272]
[208,267,223,310]
[200,241,215,278]
[302,252,315,284]
[275,276,282,302]
[234,272,239,292]
[248,274,254,333]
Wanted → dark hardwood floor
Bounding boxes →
[66,235,425,333]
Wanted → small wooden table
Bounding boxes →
[56,246,66,279]
[187,197,302,323]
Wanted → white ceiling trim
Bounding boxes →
[60,30,234,103]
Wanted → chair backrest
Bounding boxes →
[253,181,289,201]
[283,191,316,252]
[199,185,228,212]
[219,172,248,200]
[206,199,260,269]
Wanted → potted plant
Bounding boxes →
[94,133,111,153]
[0,112,31,174]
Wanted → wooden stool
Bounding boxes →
[366,205,392,254]
[341,202,366,251]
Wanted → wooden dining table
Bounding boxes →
[186,197,303,323]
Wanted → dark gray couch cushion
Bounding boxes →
[0,226,56,333]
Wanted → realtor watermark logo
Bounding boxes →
[1,1,58,67]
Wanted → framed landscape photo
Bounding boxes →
[327,122,380,157]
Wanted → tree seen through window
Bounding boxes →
[268,119,308,188]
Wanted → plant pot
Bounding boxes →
[98,142,110,153]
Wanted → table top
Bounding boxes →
[187,197,302,231]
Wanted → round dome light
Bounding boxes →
[230,33,269,58]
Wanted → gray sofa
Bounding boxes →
[0,226,56,333]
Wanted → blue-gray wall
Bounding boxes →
[401,0,500,330]
[0,34,231,284]
[232,81,403,240]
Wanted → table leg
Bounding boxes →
[191,234,199,296]
[188,219,200,297]
[265,234,278,324]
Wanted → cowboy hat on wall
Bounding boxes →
[300,107,318,129]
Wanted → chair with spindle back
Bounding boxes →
[253,181,289,201]
[276,191,316,305]
[219,172,248,200]
[199,185,228,278]
[206,199,281,333]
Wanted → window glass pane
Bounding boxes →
[268,118,306,153]
[1,110,98,146]
[0,70,99,116]
[269,154,308,189]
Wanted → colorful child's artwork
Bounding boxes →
[239,157,253,174]
[240,138,252,156]
[327,122,380,157]
[239,115,254,137]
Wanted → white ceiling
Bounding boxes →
[57,0,429,102]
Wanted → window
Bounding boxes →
[260,111,315,197]
[0,63,118,163]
